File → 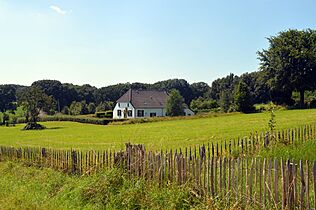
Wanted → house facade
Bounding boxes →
[113,89,194,119]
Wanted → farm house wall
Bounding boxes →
[113,102,135,119]
[135,108,166,118]
[184,108,195,116]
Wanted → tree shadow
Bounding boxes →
[46,127,64,130]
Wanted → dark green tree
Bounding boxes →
[153,79,193,104]
[190,98,219,112]
[258,29,316,108]
[17,87,55,129]
[190,82,211,100]
[219,90,231,113]
[32,80,64,111]
[234,80,254,113]
[0,85,18,112]
[166,89,185,116]
[87,103,96,114]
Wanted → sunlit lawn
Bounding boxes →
[0,109,316,150]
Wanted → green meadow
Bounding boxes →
[1,109,316,150]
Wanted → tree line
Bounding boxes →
[1,29,316,117]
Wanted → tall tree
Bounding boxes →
[210,73,239,101]
[32,80,64,111]
[0,85,17,112]
[258,29,316,108]
[17,87,55,128]
[152,79,193,104]
[234,80,254,113]
[166,89,185,116]
[190,82,211,100]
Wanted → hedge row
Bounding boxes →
[16,115,126,125]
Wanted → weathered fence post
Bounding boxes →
[71,150,77,174]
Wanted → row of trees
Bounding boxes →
[1,29,316,117]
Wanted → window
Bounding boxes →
[117,110,122,117]
[137,110,144,117]
[150,113,156,117]
[128,110,132,117]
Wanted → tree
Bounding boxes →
[190,98,219,112]
[166,89,185,116]
[219,90,231,113]
[153,79,193,104]
[87,103,96,114]
[0,85,18,112]
[210,73,239,101]
[32,80,64,111]
[96,101,114,112]
[190,82,211,100]
[258,29,316,108]
[17,87,55,129]
[234,80,254,113]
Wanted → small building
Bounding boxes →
[113,89,194,119]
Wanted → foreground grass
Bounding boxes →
[0,162,207,210]
[258,140,316,161]
[0,109,316,150]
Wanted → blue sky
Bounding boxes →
[0,0,315,87]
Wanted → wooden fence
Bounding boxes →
[0,144,315,209]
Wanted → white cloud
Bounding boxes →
[50,5,67,15]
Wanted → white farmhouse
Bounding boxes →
[113,89,194,119]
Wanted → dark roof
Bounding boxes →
[117,89,168,108]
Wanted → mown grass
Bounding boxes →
[0,161,208,210]
[0,109,316,150]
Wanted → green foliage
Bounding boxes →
[190,82,211,99]
[0,162,204,209]
[61,106,70,115]
[17,87,55,123]
[0,85,18,112]
[95,112,106,118]
[69,101,89,115]
[166,89,185,116]
[87,103,96,114]
[219,90,231,113]
[268,104,276,133]
[190,97,219,112]
[234,80,255,113]
[95,111,113,118]
[16,114,121,125]
[95,101,114,112]
[258,29,316,107]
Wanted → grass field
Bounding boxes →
[0,162,204,209]
[0,109,316,150]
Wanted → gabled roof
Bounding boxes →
[117,89,168,108]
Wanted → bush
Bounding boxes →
[105,111,113,118]
[309,99,316,108]
[16,115,126,125]
[190,98,219,112]
[95,112,106,118]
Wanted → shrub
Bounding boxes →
[309,99,316,108]
[105,111,113,118]
[16,115,126,125]
[95,112,106,118]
